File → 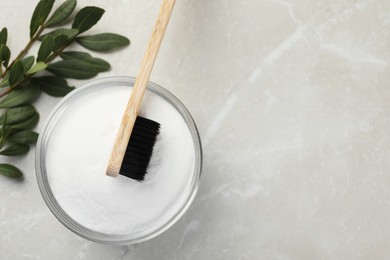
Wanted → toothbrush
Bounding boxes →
[106,0,176,180]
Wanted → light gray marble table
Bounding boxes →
[1,0,390,259]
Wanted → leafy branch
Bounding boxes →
[0,0,130,179]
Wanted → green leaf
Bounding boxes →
[1,110,7,136]
[72,6,104,34]
[0,82,8,89]
[53,35,69,50]
[38,35,55,61]
[8,61,24,86]
[8,130,38,144]
[26,62,47,75]
[0,137,6,149]
[0,45,11,67]
[40,28,79,40]
[10,112,39,131]
[39,28,79,50]
[47,60,98,79]
[0,111,11,141]
[0,73,9,88]
[0,117,11,150]
[33,76,74,97]
[30,0,55,38]
[0,164,23,178]
[0,106,36,125]
[0,83,40,108]
[0,80,8,88]
[0,28,7,45]
[46,0,77,27]
[77,33,130,52]
[60,51,110,72]
[20,56,35,73]
[60,51,91,60]
[0,144,29,156]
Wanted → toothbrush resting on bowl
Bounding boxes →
[106,0,176,181]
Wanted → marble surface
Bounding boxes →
[1,0,390,259]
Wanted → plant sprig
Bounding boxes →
[0,0,130,179]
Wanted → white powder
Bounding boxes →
[45,85,195,235]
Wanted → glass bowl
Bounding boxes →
[35,76,202,245]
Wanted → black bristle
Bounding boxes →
[119,116,160,181]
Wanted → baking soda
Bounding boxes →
[45,85,195,234]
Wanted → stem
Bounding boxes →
[0,73,35,99]
[0,33,76,100]
[1,25,46,78]
[45,41,73,63]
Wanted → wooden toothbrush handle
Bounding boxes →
[130,0,176,113]
[107,0,176,177]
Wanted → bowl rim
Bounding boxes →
[35,76,203,245]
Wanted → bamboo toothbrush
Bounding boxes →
[106,0,176,180]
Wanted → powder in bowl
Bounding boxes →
[44,83,196,235]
